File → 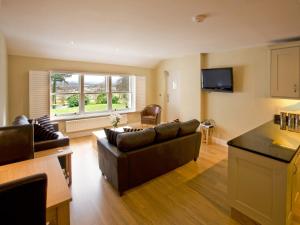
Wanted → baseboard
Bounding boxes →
[67,130,94,138]
[212,137,228,147]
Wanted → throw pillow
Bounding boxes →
[36,115,55,132]
[104,128,122,146]
[34,124,59,142]
[123,128,143,132]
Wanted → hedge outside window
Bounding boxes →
[50,72,135,117]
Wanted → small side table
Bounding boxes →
[200,124,214,144]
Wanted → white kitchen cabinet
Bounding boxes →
[271,46,300,98]
[228,146,299,225]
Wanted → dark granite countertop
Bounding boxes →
[227,121,300,163]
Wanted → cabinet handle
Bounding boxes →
[294,84,297,93]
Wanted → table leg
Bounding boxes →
[66,154,72,186]
[57,203,70,225]
[206,128,210,144]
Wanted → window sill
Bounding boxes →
[50,110,140,122]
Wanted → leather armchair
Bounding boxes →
[0,124,34,166]
[141,104,162,125]
[0,173,47,225]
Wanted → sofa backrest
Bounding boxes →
[116,119,200,152]
[117,128,156,152]
[0,125,34,166]
[12,115,30,126]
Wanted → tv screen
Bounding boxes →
[201,68,233,92]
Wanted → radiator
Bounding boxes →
[65,115,128,133]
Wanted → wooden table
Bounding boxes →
[35,147,73,186]
[0,157,72,225]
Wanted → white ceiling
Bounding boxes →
[0,0,300,68]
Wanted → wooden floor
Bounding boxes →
[68,136,300,225]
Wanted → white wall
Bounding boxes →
[203,47,300,141]
[155,54,201,122]
[0,33,8,126]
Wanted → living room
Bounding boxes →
[1,1,300,225]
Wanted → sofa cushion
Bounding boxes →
[104,128,123,146]
[33,124,59,142]
[36,115,55,132]
[12,115,30,126]
[178,119,200,137]
[154,122,180,142]
[117,128,156,152]
[123,128,143,132]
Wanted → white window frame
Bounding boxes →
[50,72,136,118]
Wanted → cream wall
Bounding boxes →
[203,47,300,141]
[8,55,156,123]
[155,54,201,122]
[0,33,8,126]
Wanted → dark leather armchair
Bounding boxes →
[0,173,47,225]
[141,104,162,125]
[0,124,34,166]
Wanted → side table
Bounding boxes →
[200,124,214,144]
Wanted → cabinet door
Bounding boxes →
[271,47,300,98]
[292,154,300,211]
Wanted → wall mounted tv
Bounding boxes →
[201,67,233,92]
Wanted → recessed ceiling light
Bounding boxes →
[69,41,76,48]
[192,14,208,23]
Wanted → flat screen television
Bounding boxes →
[201,67,233,92]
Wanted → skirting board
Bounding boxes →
[212,137,228,147]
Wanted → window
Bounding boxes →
[50,73,80,116]
[111,75,132,111]
[50,72,135,117]
[84,75,108,113]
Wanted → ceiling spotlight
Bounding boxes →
[68,41,76,48]
[192,14,208,23]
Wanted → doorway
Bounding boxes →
[164,70,180,122]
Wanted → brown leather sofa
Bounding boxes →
[140,104,162,125]
[97,120,201,195]
[12,115,69,152]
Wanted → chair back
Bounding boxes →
[0,173,47,225]
[144,104,161,116]
[0,124,34,166]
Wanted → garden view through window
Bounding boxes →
[50,72,134,117]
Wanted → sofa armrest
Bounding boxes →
[97,138,128,195]
[34,132,69,152]
[51,122,59,132]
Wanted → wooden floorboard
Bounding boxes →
[68,136,300,225]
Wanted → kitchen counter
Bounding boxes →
[227,121,300,163]
[227,120,300,225]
